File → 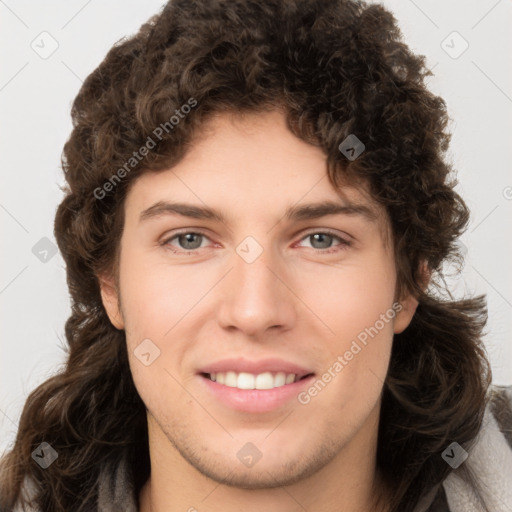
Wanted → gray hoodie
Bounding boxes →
[10,385,512,512]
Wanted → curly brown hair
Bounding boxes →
[0,1,492,511]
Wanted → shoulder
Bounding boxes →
[6,450,138,512]
[439,383,512,511]
[9,474,39,512]
[486,384,512,448]
[416,384,512,512]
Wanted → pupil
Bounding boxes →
[180,233,202,249]
[312,233,331,249]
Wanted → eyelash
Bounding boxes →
[160,229,351,255]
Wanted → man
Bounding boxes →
[101,108,419,511]
[1,1,511,511]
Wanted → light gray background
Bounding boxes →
[1,1,511,456]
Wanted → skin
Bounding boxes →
[99,110,421,512]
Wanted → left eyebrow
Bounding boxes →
[138,199,378,225]
[284,200,378,223]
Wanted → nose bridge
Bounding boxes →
[217,234,295,335]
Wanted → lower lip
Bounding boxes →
[198,374,315,413]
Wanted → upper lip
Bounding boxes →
[198,357,314,379]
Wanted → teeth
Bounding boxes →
[225,371,237,387]
[256,372,275,389]
[208,371,300,390]
[274,372,286,387]
[237,372,255,389]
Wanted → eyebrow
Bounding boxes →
[138,199,378,225]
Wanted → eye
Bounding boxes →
[161,231,211,254]
[296,230,351,253]
[160,229,351,255]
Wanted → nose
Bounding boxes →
[217,242,297,339]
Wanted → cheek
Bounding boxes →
[298,257,396,346]
[118,251,215,397]
[299,267,395,420]
[119,250,206,340]
[118,253,196,411]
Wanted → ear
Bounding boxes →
[98,273,125,330]
[393,261,431,334]
[393,293,418,334]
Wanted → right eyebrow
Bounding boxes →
[139,201,225,224]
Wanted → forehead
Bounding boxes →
[125,110,391,239]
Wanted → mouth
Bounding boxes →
[197,359,316,413]
[197,357,316,412]
[200,371,314,390]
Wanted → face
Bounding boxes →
[100,110,418,490]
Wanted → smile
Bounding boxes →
[205,371,307,390]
